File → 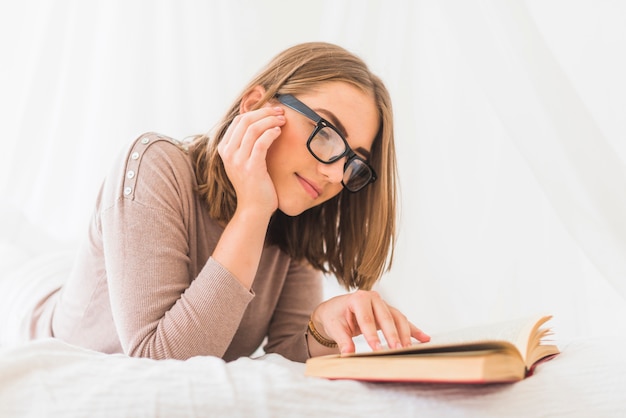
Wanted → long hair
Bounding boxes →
[187,42,397,290]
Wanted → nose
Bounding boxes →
[317,159,345,184]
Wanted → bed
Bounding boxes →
[1,336,625,417]
[1,239,625,417]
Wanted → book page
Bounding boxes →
[352,314,550,361]
[427,314,548,353]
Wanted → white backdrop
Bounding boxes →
[1,0,625,344]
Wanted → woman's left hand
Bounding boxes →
[309,290,430,355]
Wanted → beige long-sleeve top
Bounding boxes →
[34,132,322,362]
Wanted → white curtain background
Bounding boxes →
[1,0,625,344]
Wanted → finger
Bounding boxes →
[350,291,383,351]
[235,126,282,181]
[249,126,281,161]
[370,298,403,350]
[238,112,285,156]
[409,322,431,343]
[389,308,413,348]
[223,107,284,152]
[220,113,243,148]
[317,318,356,356]
[336,332,356,356]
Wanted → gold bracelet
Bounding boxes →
[307,319,338,348]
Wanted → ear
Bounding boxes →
[239,85,267,113]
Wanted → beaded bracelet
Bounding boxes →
[307,319,338,348]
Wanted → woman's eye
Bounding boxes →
[319,131,331,141]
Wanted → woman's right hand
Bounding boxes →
[217,106,286,217]
[213,106,286,289]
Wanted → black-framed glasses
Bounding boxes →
[276,94,377,193]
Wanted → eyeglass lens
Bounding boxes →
[309,126,346,162]
[343,158,373,192]
[310,126,372,192]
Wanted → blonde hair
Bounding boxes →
[188,42,397,290]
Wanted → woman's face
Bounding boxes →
[266,82,379,216]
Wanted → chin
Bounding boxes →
[277,204,308,217]
[276,196,316,217]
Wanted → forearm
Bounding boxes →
[212,207,272,289]
[104,202,256,359]
[125,257,253,359]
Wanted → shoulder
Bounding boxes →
[124,132,190,172]
[101,132,196,210]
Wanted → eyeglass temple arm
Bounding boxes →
[276,94,321,124]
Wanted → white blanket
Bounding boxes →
[1,336,624,418]
[1,227,624,417]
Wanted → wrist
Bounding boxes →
[307,317,337,348]
[233,203,273,223]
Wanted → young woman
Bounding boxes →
[29,42,430,361]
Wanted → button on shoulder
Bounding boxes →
[121,132,184,200]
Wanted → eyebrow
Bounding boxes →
[355,147,371,159]
[314,108,373,160]
[314,108,349,139]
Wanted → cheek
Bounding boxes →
[266,131,289,167]
[320,183,344,202]
[266,125,307,168]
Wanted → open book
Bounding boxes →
[305,314,559,383]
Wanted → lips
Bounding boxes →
[296,174,321,199]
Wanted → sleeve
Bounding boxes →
[263,259,323,362]
[100,135,254,360]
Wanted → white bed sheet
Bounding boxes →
[0,336,624,418]
[1,221,624,417]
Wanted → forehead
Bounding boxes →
[296,82,379,152]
